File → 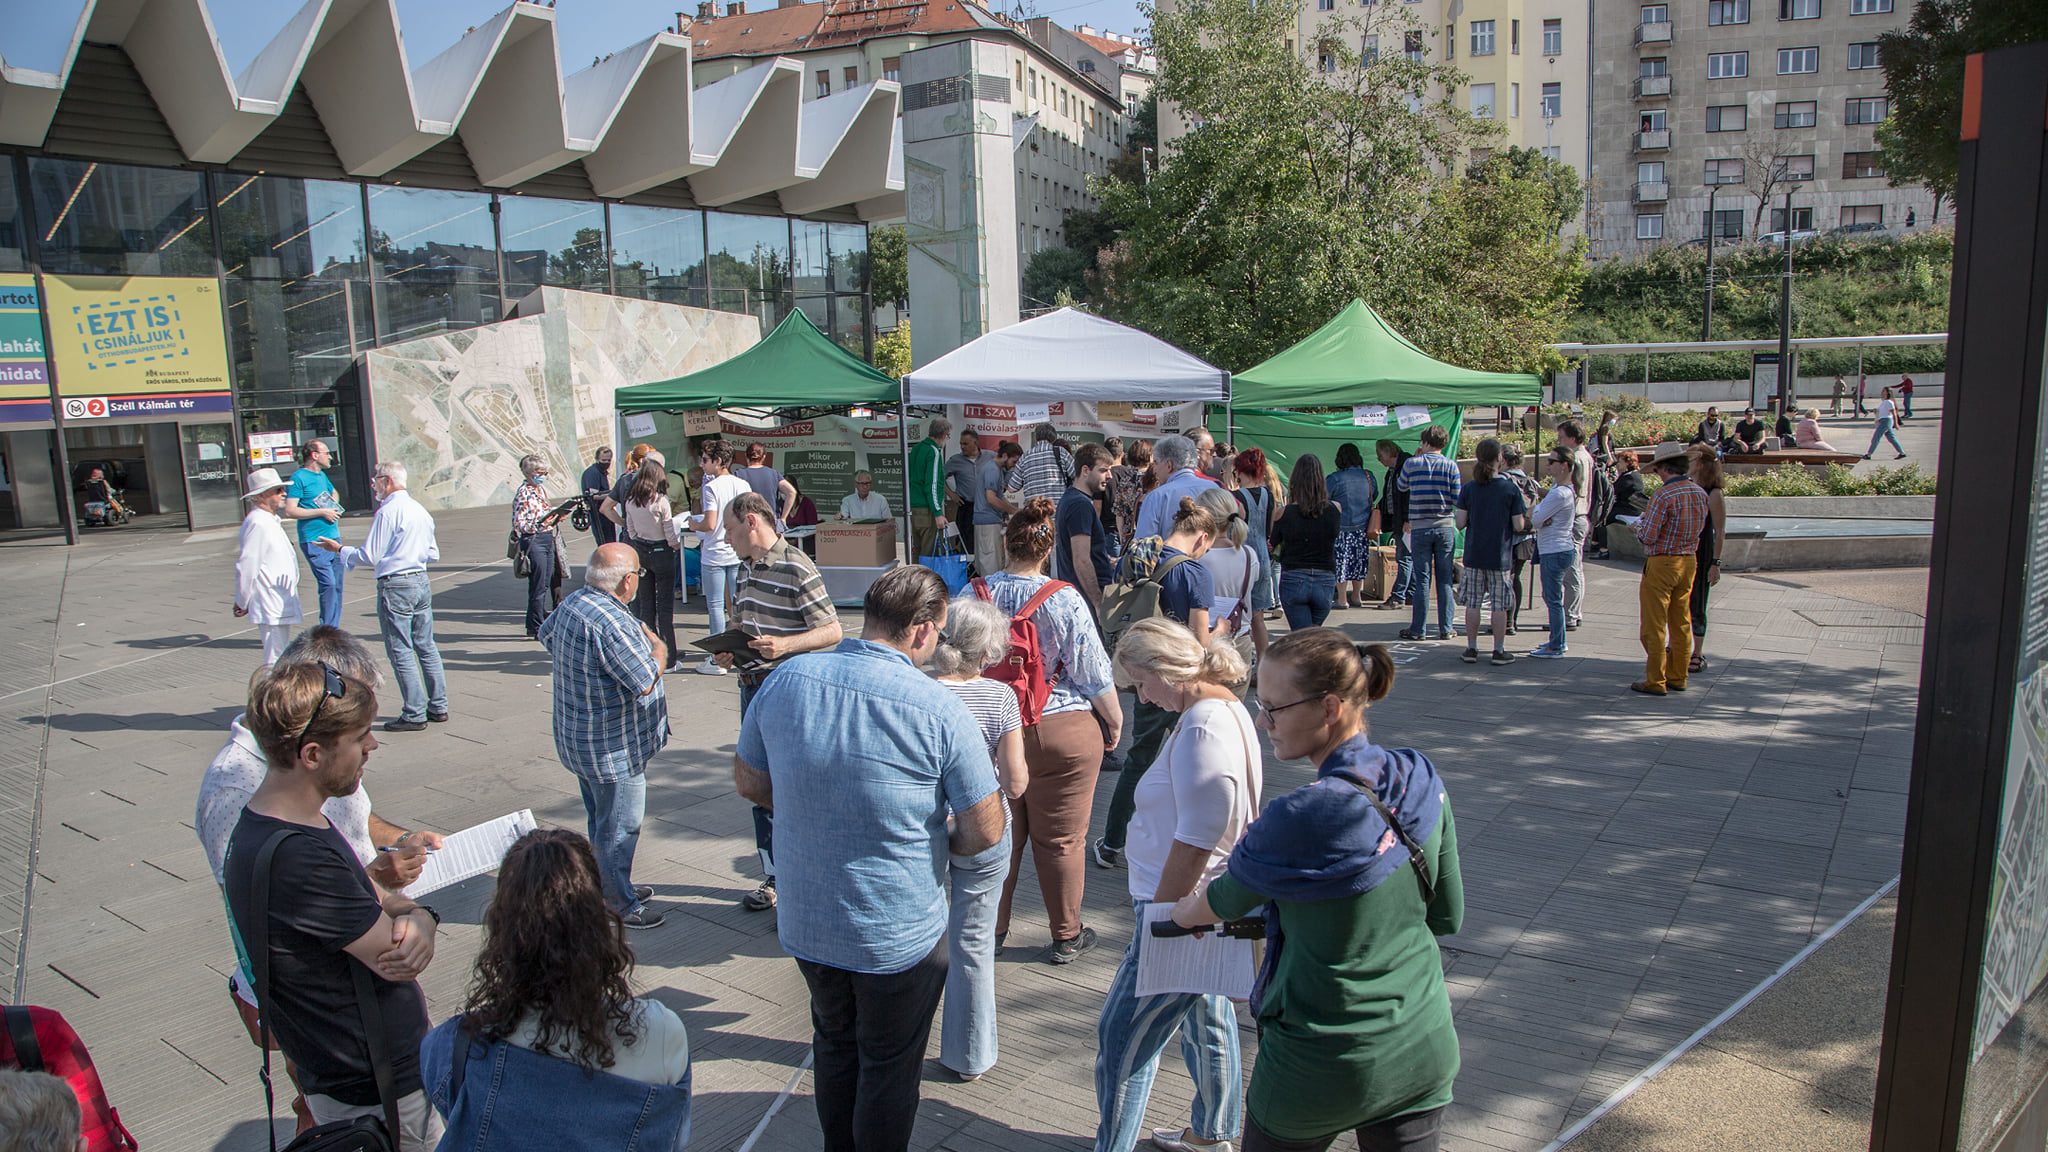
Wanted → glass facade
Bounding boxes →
[29,158,214,277]
[499,194,608,298]
[368,186,501,340]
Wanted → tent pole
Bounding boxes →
[898,384,913,561]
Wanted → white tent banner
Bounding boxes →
[948,401,1207,447]
[903,308,1230,405]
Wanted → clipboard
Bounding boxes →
[693,628,769,670]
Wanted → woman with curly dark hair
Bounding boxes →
[421,829,691,1148]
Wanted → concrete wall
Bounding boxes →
[1588,371,1945,406]
[1725,494,1933,519]
[904,39,1021,367]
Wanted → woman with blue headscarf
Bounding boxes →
[1171,628,1464,1152]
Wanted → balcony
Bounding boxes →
[1634,74,1672,98]
[1633,181,1670,203]
[1635,20,1672,44]
[1634,128,1671,151]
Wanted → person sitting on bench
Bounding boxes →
[1729,408,1768,454]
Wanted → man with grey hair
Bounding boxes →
[318,461,447,732]
[193,625,444,1133]
[0,1069,83,1152]
[540,542,671,929]
[838,471,892,520]
[1134,434,1218,540]
[909,416,952,558]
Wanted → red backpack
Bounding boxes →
[971,577,1070,726]
[3,1004,139,1151]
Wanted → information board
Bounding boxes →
[0,273,51,424]
[44,274,232,418]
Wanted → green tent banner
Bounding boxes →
[614,308,897,414]
[1211,406,1466,490]
[1232,299,1540,409]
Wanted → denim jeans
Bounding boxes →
[1389,530,1413,602]
[302,542,344,629]
[739,675,774,880]
[1538,550,1573,652]
[522,533,559,637]
[798,939,948,1152]
[1103,701,1177,852]
[1094,900,1243,1152]
[1867,418,1905,456]
[376,572,447,722]
[577,770,647,917]
[1278,568,1336,631]
[943,826,1012,1077]
[701,560,739,636]
[1408,525,1455,636]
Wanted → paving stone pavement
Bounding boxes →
[0,510,1922,1152]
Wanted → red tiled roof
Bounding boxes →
[694,0,1016,60]
[1074,31,1132,58]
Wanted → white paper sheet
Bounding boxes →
[1135,902,1256,999]
[1012,402,1052,425]
[624,412,658,437]
[402,810,538,898]
[1210,594,1241,624]
[1394,405,1432,430]
[1352,404,1389,427]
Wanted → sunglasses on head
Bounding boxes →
[294,663,347,753]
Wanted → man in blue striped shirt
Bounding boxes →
[1397,424,1463,641]
[539,542,671,929]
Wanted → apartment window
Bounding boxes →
[1472,20,1496,55]
[1471,83,1496,118]
[883,56,901,82]
[1849,0,1892,12]
[1641,5,1669,24]
[1637,161,1666,183]
[1510,82,1520,116]
[816,69,831,97]
[1016,60,1024,90]
[844,65,859,86]
[1541,145,1562,161]
[1639,108,1669,131]
[1364,34,1380,62]
[1842,204,1884,226]
[1708,0,1749,24]
[1708,52,1749,79]
[1775,153,1816,181]
[1842,150,1885,178]
[1319,0,1335,10]
[1512,20,1521,53]
[1641,57,1668,77]
[1540,82,1561,118]
[1705,157,1745,184]
[1848,42,1882,69]
[1778,46,1818,74]
[1769,206,1815,232]
[1706,104,1747,131]
[1319,50,1337,72]
[1774,100,1817,128]
[1779,0,1819,18]
[1447,24,1454,58]
[1637,213,1665,240]
[1846,95,1888,124]
[1405,31,1425,61]
[1542,19,1562,55]
[1711,208,1745,239]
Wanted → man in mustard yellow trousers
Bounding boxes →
[1631,444,1708,696]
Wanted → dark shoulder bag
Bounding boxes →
[250,829,404,1152]
[1329,771,1436,904]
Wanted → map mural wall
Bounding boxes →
[364,289,761,512]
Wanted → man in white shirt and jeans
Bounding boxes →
[318,461,448,731]
[838,472,892,520]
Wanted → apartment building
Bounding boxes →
[690,0,1145,259]
[1589,0,1921,258]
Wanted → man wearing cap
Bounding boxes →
[1632,444,1709,697]
[235,468,303,666]
[318,462,449,732]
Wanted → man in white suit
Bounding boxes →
[234,467,302,665]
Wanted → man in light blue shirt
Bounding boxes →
[318,461,448,732]
[734,565,1004,1152]
[1134,432,1218,541]
[283,439,345,628]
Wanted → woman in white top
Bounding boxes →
[692,440,753,675]
[1095,617,1261,1152]
[1193,487,1268,668]
[621,457,684,669]
[930,596,1027,1080]
[1865,387,1907,460]
[1529,448,1578,660]
[235,469,303,665]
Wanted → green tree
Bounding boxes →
[873,319,912,379]
[1467,146,1583,237]
[868,223,908,308]
[549,226,610,286]
[1022,246,1090,310]
[1878,0,2048,217]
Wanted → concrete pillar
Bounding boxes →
[902,40,1020,369]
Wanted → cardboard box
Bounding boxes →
[817,520,898,567]
[1365,544,1398,601]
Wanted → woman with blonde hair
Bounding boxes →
[929,595,1026,1080]
[1794,408,1836,451]
[1096,617,1260,1152]
[1686,445,1728,675]
[1172,628,1463,1152]
[1195,486,1267,666]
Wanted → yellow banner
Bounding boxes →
[44,275,230,400]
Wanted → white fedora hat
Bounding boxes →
[242,467,288,500]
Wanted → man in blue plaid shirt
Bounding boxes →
[539,542,671,929]
[1397,424,1463,641]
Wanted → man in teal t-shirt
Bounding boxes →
[283,439,345,628]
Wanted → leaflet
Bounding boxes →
[402,809,537,898]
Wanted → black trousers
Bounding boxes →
[1244,1106,1446,1152]
[796,939,948,1152]
[588,499,617,546]
[630,541,678,659]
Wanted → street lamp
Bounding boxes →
[1702,183,1720,340]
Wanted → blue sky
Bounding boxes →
[6,0,1148,78]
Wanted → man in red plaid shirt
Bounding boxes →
[1632,444,1709,696]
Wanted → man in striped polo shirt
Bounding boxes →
[1397,424,1463,642]
[718,491,845,911]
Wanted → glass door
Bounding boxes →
[180,422,241,529]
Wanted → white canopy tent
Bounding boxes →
[901,308,1231,405]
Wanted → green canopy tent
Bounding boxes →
[614,307,898,413]
[1230,298,1542,409]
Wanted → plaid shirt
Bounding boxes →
[1637,477,1709,556]
[735,540,839,680]
[1397,451,1462,523]
[538,586,669,782]
[511,480,552,536]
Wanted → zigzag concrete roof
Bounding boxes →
[0,0,904,219]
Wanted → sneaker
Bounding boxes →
[1460,647,1479,663]
[697,657,727,676]
[743,881,777,911]
[1152,1129,1236,1152]
[621,907,667,930]
[633,884,655,902]
[382,719,427,733]
[1376,597,1407,610]
[1398,628,1432,642]
[427,711,450,723]
[1529,645,1566,660]
[1491,650,1516,666]
[1566,620,1582,631]
[665,659,690,674]
[1895,453,1909,460]
[1091,838,1124,869]
[1046,926,1097,965]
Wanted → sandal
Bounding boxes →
[1688,654,1707,674]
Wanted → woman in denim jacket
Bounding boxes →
[422,830,692,1150]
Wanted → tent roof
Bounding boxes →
[1232,300,1541,407]
[902,308,1230,405]
[614,308,898,413]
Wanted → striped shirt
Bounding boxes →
[1010,442,1074,504]
[735,540,839,671]
[1637,476,1709,556]
[1396,451,1462,523]
[538,586,669,782]
[962,572,1113,718]
[940,676,1022,759]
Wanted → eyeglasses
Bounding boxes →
[635,567,648,578]
[294,663,347,753]
[1252,694,1323,723]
